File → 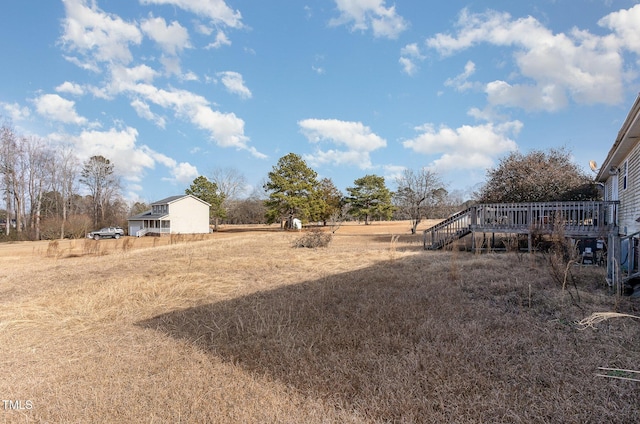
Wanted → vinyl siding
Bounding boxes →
[167,196,210,234]
[616,142,640,235]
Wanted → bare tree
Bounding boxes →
[394,168,446,234]
[210,167,248,201]
[55,147,80,238]
[225,184,268,224]
[0,124,20,236]
[79,155,121,227]
[210,167,248,228]
[0,125,13,235]
[24,136,51,240]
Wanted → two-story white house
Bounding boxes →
[127,195,211,236]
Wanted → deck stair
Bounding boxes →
[424,201,619,250]
[423,207,473,250]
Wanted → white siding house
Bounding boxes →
[127,195,211,236]
[596,94,640,236]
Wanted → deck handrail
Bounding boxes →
[471,201,618,234]
[423,207,474,250]
[424,201,619,250]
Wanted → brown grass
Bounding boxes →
[1,221,639,423]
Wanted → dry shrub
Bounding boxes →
[546,221,583,304]
[82,238,100,256]
[46,240,60,258]
[292,229,332,248]
[389,234,400,261]
[121,237,133,253]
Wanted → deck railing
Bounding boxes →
[472,201,618,235]
[424,207,473,249]
[424,201,619,249]
[137,227,171,236]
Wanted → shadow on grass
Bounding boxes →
[137,254,639,423]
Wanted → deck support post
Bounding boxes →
[527,232,532,253]
[471,230,476,252]
[608,233,621,294]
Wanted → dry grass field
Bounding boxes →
[1,220,639,423]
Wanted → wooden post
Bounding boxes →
[608,233,621,292]
[528,231,532,253]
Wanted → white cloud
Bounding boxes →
[160,55,183,77]
[170,162,199,184]
[382,164,407,184]
[113,64,158,85]
[60,0,142,67]
[399,43,425,75]
[70,127,153,181]
[598,4,640,54]
[89,64,157,99]
[217,71,252,99]
[34,94,87,125]
[79,62,262,157]
[330,0,408,39]
[67,126,198,185]
[56,0,262,162]
[205,30,231,49]
[129,83,264,157]
[402,121,521,171]
[182,71,199,82]
[426,8,628,110]
[140,0,243,29]
[194,21,214,35]
[444,61,477,92]
[55,81,85,95]
[1,102,30,121]
[141,15,191,55]
[485,80,568,112]
[299,118,387,169]
[131,98,166,128]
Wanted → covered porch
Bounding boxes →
[128,212,171,237]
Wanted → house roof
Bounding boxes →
[596,93,640,182]
[127,211,169,221]
[152,194,211,207]
[128,194,211,220]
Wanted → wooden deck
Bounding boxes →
[424,201,619,250]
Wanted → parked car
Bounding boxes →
[87,227,125,240]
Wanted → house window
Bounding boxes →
[152,204,168,214]
[622,160,628,191]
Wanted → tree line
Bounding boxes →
[237,152,454,234]
[0,123,127,240]
[178,153,460,234]
[1,118,598,241]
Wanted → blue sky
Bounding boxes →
[2,0,640,202]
